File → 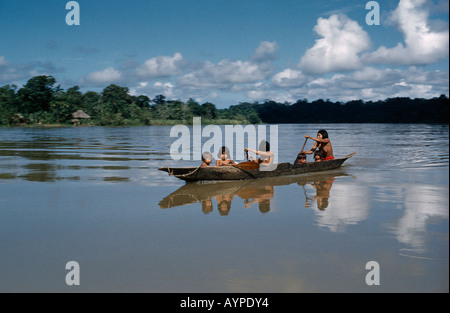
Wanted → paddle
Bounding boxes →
[236,161,259,170]
[300,138,308,153]
[232,149,259,178]
[233,162,258,178]
[240,148,259,170]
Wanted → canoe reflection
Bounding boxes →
[159,171,350,214]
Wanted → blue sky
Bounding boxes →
[1,0,448,108]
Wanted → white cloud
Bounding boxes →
[85,67,122,85]
[176,41,277,91]
[179,59,271,89]
[299,14,371,74]
[136,53,183,78]
[251,41,279,63]
[131,80,179,99]
[363,0,449,65]
[263,66,449,104]
[272,69,307,87]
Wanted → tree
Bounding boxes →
[135,95,150,108]
[152,94,166,105]
[81,91,101,117]
[17,75,56,113]
[99,84,135,122]
[201,102,218,119]
[0,85,18,125]
[187,98,202,117]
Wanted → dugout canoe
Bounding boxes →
[158,152,356,182]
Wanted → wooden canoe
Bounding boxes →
[158,152,356,182]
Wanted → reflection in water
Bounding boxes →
[159,171,350,215]
[241,186,274,213]
[300,178,334,211]
[392,185,449,255]
[0,127,174,184]
[311,184,370,232]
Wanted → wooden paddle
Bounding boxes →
[232,149,259,178]
[236,161,259,170]
[239,148,259,170]
[233,162,258,179]
[300,138,308,153]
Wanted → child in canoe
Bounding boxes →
[314,150,322,162]
[294,152,307,165]
[201,151,213,167]
[216,146,236,166]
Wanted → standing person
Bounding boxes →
[304,129,334,161]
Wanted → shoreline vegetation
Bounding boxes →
[1,75,449,127]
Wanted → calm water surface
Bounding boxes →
[0,124,448,292]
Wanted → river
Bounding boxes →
[0,123,448,292]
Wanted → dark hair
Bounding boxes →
[218,146,230,159]
[314,150,322,158]
[259,140,270,152]
[298,153,306,159]
[318,129,328,139]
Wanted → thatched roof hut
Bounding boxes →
[72,110,91,119]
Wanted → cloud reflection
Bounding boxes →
[308,183,371,232]
[394,185,449,253]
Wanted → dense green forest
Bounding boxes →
[0,75,448,126]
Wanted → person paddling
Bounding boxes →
[245,140,274,165]
[304,129,334,161]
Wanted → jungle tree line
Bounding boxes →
[0,75,448,126]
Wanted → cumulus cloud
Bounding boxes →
[136,53,184,78]
[363,0,449,65]
[130,80,181,100]
[304,67,448,101]
[272,69,307,88]
[179,59,272,89]
[175,41,278,91]
[85,67,122,85]
[299,14,372,74]
[251,41,279,63]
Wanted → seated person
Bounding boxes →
[314,150,322,162]
[294,152,307,165]
[304,129,334,161]
[201,151,213,167]
[216,146,236,166]
[245,140,274,165]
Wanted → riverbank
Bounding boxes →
[0,118,255,128]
